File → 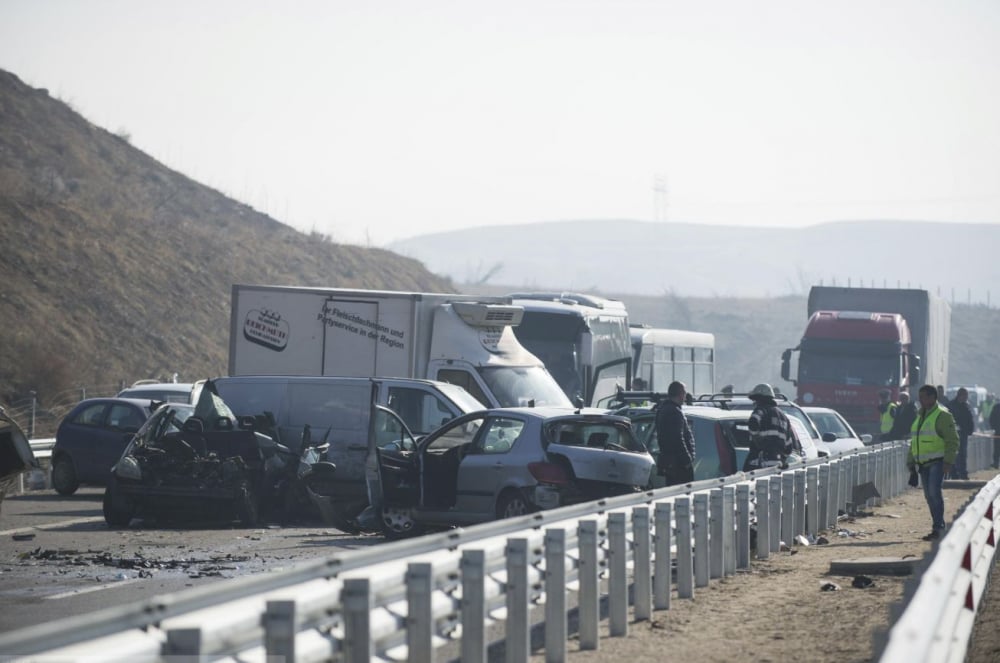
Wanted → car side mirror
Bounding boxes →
[573,396,585,409]
[860,434,873,444]
[822,432,837,443]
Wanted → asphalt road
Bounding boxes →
[0,487,379,634]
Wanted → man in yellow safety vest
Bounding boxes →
[907,384,960,541]
[877,389,898,436]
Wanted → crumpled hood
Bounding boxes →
[547,444,654,486]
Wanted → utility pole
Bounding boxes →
[653,175,668,222]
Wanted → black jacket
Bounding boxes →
[991,404,1000,433]
[654,399,695,470]
[951,400,975,437]
[885,402,918,440]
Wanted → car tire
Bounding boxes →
[235,482,259,527]
[496,490,533,520]
[52,457,79,496]
[102,484,133,528]
[380,506,423,540]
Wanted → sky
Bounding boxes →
[2,0,999,246]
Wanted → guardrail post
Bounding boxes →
[709,489,724,579]
[263,600,296,662]
[675,497,694,598]
[769,475,782,552]
[461,549,487,663]
[827,460,840,526]
[756,478,770,560]
[723,486,736,576]
[793,470,806,537]
[579,519,600,650]
[736,484,751,569]
[545,528,567,663]
[165,628,203,660]
[806,467,819,536]
[407,562,434,663]
[693,493,710,587]
[781,472,795,546]
[817,464,830,529]
[344,578,372,663]
[654,501,672,609]
[506,538,530,662]
[609,512,628,637]
[632,506,652,621]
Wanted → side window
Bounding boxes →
[689,417,722,480]
[387,387,458,435]
[108,404,143,432]
[436,369,490,407]
[374,408,417,451]
[427,414,485,451]
[72,403,107,427]
[476,417,525,454]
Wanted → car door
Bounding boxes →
[384,383,464,436]
[372,405,419,507]
[62,402,109,481]
[454,415,527,519]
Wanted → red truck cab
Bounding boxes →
[782,310,917,436]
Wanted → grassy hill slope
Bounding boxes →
[0,69,450,415]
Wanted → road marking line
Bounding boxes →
[0,516,105,537]
[44,578,142,600]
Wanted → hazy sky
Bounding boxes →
[2,0,999,245]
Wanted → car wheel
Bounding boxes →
[496,490,533,520]
[235,482,259,527]
[102,484,133,528]
[52,457,79,496]
[380,506,423,540]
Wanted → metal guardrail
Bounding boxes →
[880,432,999,663]
[0,442,910,661]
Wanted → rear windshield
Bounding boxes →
[543,420,644,452]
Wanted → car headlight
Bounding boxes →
[116,456,142,481]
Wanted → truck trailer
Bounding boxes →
[781,286,951,435]
[229,285,572,409]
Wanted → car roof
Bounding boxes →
[682,406,752,421]
[120,382,195,391]
[468,406,630,422]
[801,406,839,414]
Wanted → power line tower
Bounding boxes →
[653,174,668,222]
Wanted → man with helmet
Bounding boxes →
[742,383,797,471]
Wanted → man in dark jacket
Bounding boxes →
[743,383,796,471]
[654,381,695,486]
[884,391,918,441]
[950,387,975,479]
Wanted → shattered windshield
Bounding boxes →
[133,404,196,449]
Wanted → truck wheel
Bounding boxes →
[235,482,259,527]
[52,457,79,496]
[496,490,533,520]
[380,506,423,539]
[102,484,133,528]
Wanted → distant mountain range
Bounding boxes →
[389,219,1000,299]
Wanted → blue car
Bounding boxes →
[52,398,155,495]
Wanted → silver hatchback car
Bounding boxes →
[374,406,655,537]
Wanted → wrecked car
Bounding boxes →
[0,408,38,513]
[370,406,655,538]
[104,382,331,528]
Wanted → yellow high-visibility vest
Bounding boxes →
[911,404,945,464]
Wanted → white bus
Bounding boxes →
[508,293,633,407]
[630,326,716,396]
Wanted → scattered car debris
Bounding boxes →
[795,534,811,547]
[851,575,875,589]
[820,581,841,591]
[16,548,250,577]
[11,533,35,541]
[815,536,830,545]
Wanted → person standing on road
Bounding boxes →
[877,389,898,437]
[937,385,950,410]
[950,388,975,480]
[981,394,995,433]
[884,391,917,441]
[907,384,960,541]
[743,383,796,471]
[654,381,695,486]
[991,399,1000,468]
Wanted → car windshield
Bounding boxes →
[130,404,197,450]
[544,419,644,452]
[478,366,572,408]
[809,411,855,439]
[435,381,489,414]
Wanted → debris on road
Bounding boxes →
[14,547,251,577]
[820,581,841,592]
[851,575,875,589]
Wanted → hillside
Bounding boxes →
[391,219,1000,300]
[0,69,451,412]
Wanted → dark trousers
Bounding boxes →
[659,464,694,486]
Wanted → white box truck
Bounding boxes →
[229,285,572,409]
